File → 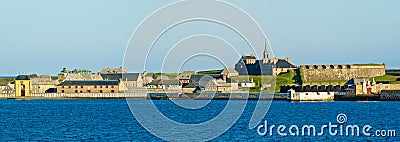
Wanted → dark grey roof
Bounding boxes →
[241,56,257,60]
[275,59,296,68]
[221,68,238,74]
[182,83,198,88]
[148,79,180,86]
[141,73,154,78]
[58,80,119,86]
[101,73,140,81]
[189,74,222,83]
[15,75,30,80]
[226,78,238,83]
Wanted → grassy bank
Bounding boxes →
[372,74,400,84]
[231,70,301,93]
[0,78,14,83]
[198,70,222,75]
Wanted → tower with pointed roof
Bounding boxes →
[263,39,268,59]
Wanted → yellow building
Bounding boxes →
[15,75,32,97]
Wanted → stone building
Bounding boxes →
[204,79,235,93]
[57,80,127,93]
[221,68,239,77]
[300,64,386,82]
[0,82,14,94]
[31,75,59,93]
[182,83,198,94]
[147,79,180,90]
[235,53,296,76]
[177,70,197,84]
[354,78,400,95]
[141,71,154,85]
[101,73,143,89]
[240,79,256,88]
[58,68,103,81]
[14,75,31,97]
[288,89,334,101]
[99,67,127,74]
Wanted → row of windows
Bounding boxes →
[60,90,115,93]
[61,85,115,89]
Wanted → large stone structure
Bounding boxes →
[31,75,59,93]
[235,55,296,76]
[300,64,386,82]
[57,80,127,93]
[235,40,296,76]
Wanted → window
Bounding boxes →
[68,86,71,88]
[100,90,103,93]
[94,86,97,88]
[80,91,83,93]
[100,86,103,88]
[62,86,64,88]
[87,90,91,93]
[75,90,78,93]
[61,90,64,93]
[111,85,114,88]
[75,86,78,88]
[106,86,108,88]
[111,90,115,93]
[81,86,83,88]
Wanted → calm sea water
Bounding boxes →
[0,99,399,141]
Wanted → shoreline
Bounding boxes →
[0,93,398,101]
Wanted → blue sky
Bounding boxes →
[1,0,399,75]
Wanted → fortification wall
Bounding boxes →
[381,90,400,100]
[301,64,385,82]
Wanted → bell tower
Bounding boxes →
[263,39,268,58]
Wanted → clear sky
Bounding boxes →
[1,0,399,75]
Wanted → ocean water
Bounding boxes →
[0,99,399,141]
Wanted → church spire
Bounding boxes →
[263,38,268,58]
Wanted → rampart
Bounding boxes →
[300,64,385,82]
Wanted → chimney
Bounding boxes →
[273,58,279,64]
[222,74,227,82]
[250,54,254,57]
[242,54,246,57]
[285,57,291,63]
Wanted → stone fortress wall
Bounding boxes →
[300,64,386,82]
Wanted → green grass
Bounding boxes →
[275,70,299,93]
[372,74,400,84]
[197,70,222,75]
[231,70,301,93]
[231,75,275,93]
[154,73,179,80]
[386,69,400,76]
[0,78,14,83]
[353,64,384,66]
